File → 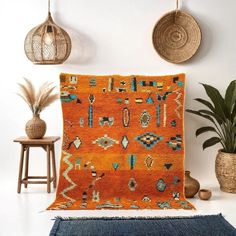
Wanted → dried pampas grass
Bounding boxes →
[17,78,59,115]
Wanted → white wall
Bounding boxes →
[0,0,235,188]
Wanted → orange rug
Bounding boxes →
[48,73,194,210]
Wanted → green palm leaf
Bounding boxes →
[201,83,228,120]
[202,137,221,150]
[194,98,215,112]
[186,109,215,123]
[187,80,236,153]
[198,109,223,124]
[225,80,236,114]
[196,126,217,137]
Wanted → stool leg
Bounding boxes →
[17,145,25,193]
[24,147,30,188]
[47,145,51,193]
[51,145,57,188]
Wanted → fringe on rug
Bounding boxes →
[52,214,223,221]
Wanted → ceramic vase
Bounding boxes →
[184,171,200,198]
[25,114,46,139]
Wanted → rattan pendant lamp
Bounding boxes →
[24,0,72,65]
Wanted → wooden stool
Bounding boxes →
[14,136,60,193]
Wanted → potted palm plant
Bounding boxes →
[186,80,236,193]
[17,78,59,139]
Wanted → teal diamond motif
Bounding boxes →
[134,132,163,150]
[92,134,119,150]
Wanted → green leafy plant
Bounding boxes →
[186,80,236,153]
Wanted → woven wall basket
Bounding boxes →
[152,10,201,63]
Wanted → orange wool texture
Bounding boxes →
[48,73,194,210]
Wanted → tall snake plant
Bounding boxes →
[186,80,236,153]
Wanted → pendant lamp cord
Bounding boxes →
[48,0,51,14]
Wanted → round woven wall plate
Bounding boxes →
[152,10,201,63]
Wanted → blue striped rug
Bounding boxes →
[49,214,236,236]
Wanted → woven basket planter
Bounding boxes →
[215,150,236,193]
[25,115,46,139]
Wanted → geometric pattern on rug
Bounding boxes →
[134,132,163,150]
[48,73,194,210]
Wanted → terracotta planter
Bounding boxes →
[216,150,236,193]
[184,171,200,198]
[25,115,46,139]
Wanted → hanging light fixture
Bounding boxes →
[24,0,72,65]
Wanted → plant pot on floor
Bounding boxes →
[25,115,46,139]
[216,150,236,193]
